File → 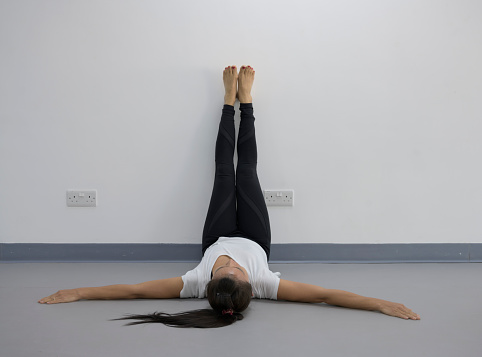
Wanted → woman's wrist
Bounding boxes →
[74,287,88,299]
[370,298,384,311]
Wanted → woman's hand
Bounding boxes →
[378,300,420,320]
[38,289,82,304]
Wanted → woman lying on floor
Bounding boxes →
[39,65,421,328]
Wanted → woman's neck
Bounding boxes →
[212,255,232,275]
[211,255,250,282]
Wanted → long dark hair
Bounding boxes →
[112,277,252,328]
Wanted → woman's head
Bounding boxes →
[206,277,252,314]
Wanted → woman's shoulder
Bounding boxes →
[251,269,281,300]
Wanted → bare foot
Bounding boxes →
[238,65,255,103]
[223,65,238,106]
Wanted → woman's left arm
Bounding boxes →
[277,279,420,320]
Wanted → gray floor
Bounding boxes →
[1,262,481,357]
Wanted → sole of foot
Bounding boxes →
[238,66,254,103]
[223,65,238,106]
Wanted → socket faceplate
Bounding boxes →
[263,190,294,206]
[67,190,97,207]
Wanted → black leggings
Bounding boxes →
[202,103,271,259]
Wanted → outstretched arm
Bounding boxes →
[277,279,420,320]
[38,277,184,304]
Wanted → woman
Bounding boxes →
[38,65,421,328]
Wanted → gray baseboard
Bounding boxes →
[1,243,482,263]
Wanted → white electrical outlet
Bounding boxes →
[66,190,97,207]
[263,190,294,206]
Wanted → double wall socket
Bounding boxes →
[66,190,97,207]
[263,190,294,206]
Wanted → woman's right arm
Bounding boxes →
[38,277,184,304]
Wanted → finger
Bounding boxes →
[402,310,420,320]
[38,296,52,304]
[42,295,59,304]
[405,309,420,320]
[396,309,411,320]
[47,296,61,304]
[399,306,414,315]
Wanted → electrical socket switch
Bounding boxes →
[263,190,294,206]
[66,190,97,207]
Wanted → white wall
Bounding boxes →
[1,0,481,244]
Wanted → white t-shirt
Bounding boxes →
[180,237,281,300]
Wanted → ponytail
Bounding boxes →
[113,308,243,328]
[113,277,252,328]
